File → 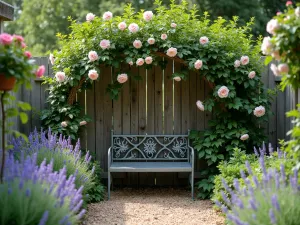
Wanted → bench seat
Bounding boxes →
[110,162,192,172]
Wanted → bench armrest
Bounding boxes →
[108,147,112,168]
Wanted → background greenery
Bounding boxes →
[4,0,287,56]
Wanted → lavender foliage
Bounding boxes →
[217,153,300,225]
[0,153,85,225]
[10,128,95,193]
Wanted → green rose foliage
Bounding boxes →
[41,0,271,195]
[263,3,300,169]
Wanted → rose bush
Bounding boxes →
[42,1,271,197]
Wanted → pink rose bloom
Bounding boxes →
[240,134,249,141]
[240,56,249,65]
[261,37,273,55]
[266,19,280,35]
[248,71,256,79]
[296,7,300,17]
[199,36,209,45]
[103,11,113,20]
[217,86,230,98]
[49,53,55,65]
[166,47,177,57]
[117,73,128,83]
[61,121,68,127]
[13,34,24,43]
[128,61,133,66]
[145,56,153,64]
[118,22,127,31]
[86,13,95,22]
[143,11,153,21]
[35,65,45,78]
[88,51,99,62]
[196,100,204,111]
[24,51,32,59]
[278,63,289,74]
[234,60,241,68]
[133,40,142,49]
[80,121,87,126]
[270,64,280,76]
[55,71,66,82]
[88,69,99,80]
[128,23,139,33]
[100,39,110,49]
[21,42,26,48]
[147,38,155,45]
[271,50,281,60]
[171,23,177,28]
[194,60,203,70]
[253,106,265,117]
[286,1,292,6]
[0,33,13,45]
[174,76,181,82]
[161,34,167,40]
[136,58,144,66]
[276,12,282,16]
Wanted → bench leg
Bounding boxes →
[108,172,112,200]
[190,172,194,200]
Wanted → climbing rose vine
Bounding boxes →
[42,0,271,197]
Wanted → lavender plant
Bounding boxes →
[11,128,96,195]
[213,143,296,206]
[0,152,85,225]
[217,156,300,225]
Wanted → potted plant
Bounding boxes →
[0,33,45,91]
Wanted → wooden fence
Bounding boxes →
[1,56,297,186]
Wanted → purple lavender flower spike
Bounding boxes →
[38,211,49,225]
[268,143,273,155]
[277,147,282,158]
[269,209,276,224]
[245,161,252,175]
[25,188,31,197]
[248,198,257,211]
[77,209,86,220]
[259,156,267,175]
[253,146,259,156]
[221,191,231,205]
[280,165,285,184]
[271,194,280,211]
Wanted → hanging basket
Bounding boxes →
[0,74,16,91]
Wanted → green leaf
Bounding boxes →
[19,112,28,124]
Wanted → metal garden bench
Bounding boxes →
[108,131,195,199]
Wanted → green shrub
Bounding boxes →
[213,145,296,206]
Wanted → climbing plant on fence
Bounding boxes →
[41,0,271,197]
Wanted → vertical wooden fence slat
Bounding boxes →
[147,68,155,134]
[145,68,156,186]
[138,67,152,186]
[77,90,87,152]
[154,62,165,186]
[86,84,96,157]
[129,66,139,186]
[181,74,189,133]
[102,66,113,173]
[113,67,122,135]
[189,71,197,131]
[162,59,174,186]
[173,61,182,135]
[204,79,212,129]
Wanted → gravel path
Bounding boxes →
[85,188,225,225]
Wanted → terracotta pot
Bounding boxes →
[0,74,16,91]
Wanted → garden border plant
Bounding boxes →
[42,0,272,198]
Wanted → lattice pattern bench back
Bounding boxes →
[111,131,191,162]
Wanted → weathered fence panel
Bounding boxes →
[2,57,297,185]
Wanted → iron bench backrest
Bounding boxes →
[111,130,192,162]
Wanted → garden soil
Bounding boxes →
[84,188,225,225]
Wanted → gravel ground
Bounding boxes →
[84,188,225,225]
